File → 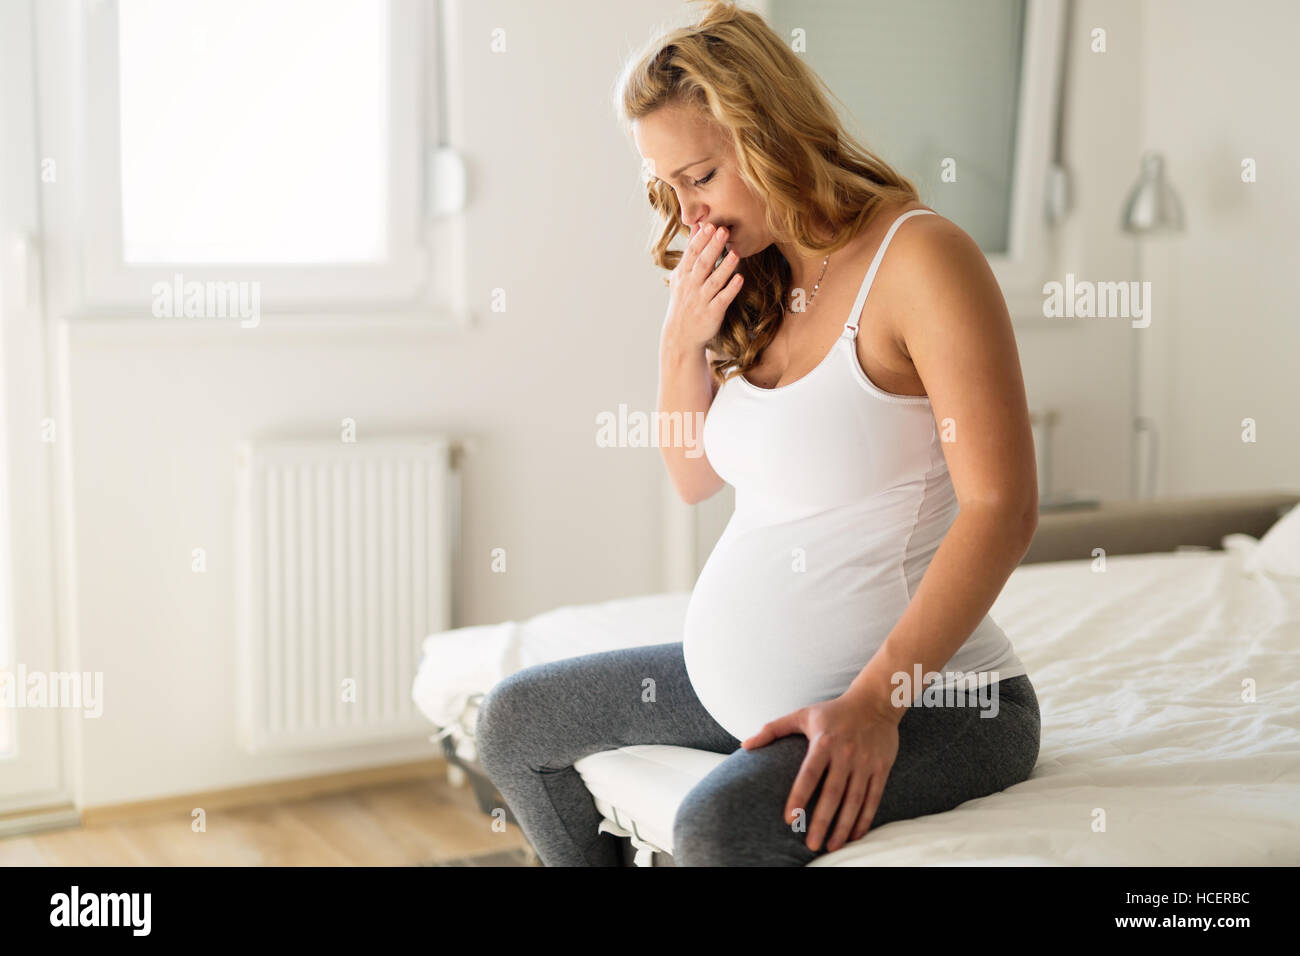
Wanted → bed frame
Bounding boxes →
[441,490,1299,866]
[1022,490,1297,563]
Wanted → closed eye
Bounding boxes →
[692,170,716,187]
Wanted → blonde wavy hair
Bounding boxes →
[613,0,920,387]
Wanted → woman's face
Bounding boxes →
[632,103,770,258]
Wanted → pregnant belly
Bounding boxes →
[681,529,908,741]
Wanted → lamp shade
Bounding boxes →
[1121,151,1185,234]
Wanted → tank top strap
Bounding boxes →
[842,208,937,337]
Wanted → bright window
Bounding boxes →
[117,0,389,264]
[81,0,443,312]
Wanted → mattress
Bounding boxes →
[411,590,693,763]
[811,537,1300,866]
[412,535,1300,865]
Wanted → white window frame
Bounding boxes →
[74,0,467,322]
[0,0,68,813]
[989,0,1068,322]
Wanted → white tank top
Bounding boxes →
[682,208,1027,741]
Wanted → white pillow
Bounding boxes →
[1243,502,1300,579]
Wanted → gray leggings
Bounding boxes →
[474,641,1040,866]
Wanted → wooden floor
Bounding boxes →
[0,768,537,866]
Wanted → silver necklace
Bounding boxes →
[803,255,830,308]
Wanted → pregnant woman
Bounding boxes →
[475,0,1041,866]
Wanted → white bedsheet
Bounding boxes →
[412,591,693,760]
[412,537,1300,865]
[816,538,1300,865]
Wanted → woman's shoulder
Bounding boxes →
[876,198,947,234]
[868,200,1007,340]
[845,198,951,263]
[870,199,984,284]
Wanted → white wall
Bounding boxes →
[1138,0,1300,494]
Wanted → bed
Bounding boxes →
[412,492,1300,866]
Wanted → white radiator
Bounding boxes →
[235,436,459,754]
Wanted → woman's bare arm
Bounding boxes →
[656,222,741,505]
[657,336,726,504]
